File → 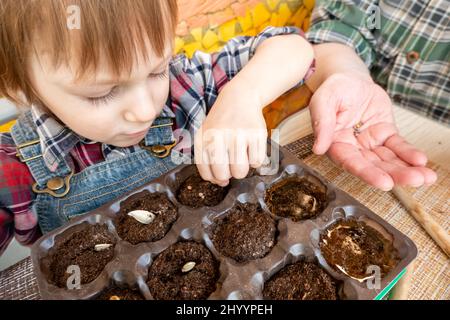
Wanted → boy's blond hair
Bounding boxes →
[0,0,178,106]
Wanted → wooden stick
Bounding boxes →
[390,261,415,300]
[392,186,450,257]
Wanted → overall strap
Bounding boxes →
[141,116,177,158]
[10,111,73,196]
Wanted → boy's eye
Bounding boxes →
[85,71,167,106]
[87,86,119,106]
[149,70,168,80]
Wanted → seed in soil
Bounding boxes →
[263,260,340,300]
[40,224,116,288]
[115,190,178,245]
[320,219,400,281]
[182,261,196,273]
[211,203,277,263]
[176,170,229,208]
[94,243,113,252]
[147,241,219,300]
[127,210,156,224]
[265,176,328,221]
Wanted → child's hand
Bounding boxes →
[194,84,267,186]
[194,33,314,186]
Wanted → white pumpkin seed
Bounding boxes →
[181,261,196,273]
[94,243,113,252]
[311,197,318,212]
[127,210,156,224]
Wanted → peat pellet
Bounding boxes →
[320,219,400,280]
[211,203,277,263]
[95,286,145,300]
[176,171,229,208]
[265,177,327,221]
[263,261,339,300]
[115,190,178,245]
[42,224,116,288]
[147,241,219,300]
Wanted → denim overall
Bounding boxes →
[11,110,180,234]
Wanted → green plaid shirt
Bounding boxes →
[306,0,449,125]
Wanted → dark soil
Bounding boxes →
[211,203,277,262]
[263,260,339,300]
[43,224,116,288]
[265,176,328,221]
[176,171,229,208]
[147,241,219,300]
[115,190,178,245]
[95,286,145,300]
[320,219,400,280]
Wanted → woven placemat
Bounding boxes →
[0,134,448,300]
[0,257,40,300]
[286,136,450,300]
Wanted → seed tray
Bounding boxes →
[31,142,417,300]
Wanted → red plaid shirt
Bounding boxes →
[0,141,104,254]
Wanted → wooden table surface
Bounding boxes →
[277,105,450,170]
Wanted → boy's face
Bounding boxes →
[28,45,172,147]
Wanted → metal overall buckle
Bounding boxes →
[16,139,74,198]
[139,120,177,158]
[31,169,74,198]
[139,139,177,158]
[15,139,42,162]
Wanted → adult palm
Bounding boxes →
[309,72,437,191]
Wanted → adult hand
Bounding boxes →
[309,72,437,191]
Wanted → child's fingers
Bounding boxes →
[195,148,214,181]
[194,129,215,181]
[211,160,231,185]
[207,135,232,183]
[309,89,336,155]
[195,148,229,186]
[229,135,250,179]
[248,131,267,168]
[194,128,231,186]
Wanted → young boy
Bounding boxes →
[0,0,314,254]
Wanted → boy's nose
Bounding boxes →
[123,88,156,123]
